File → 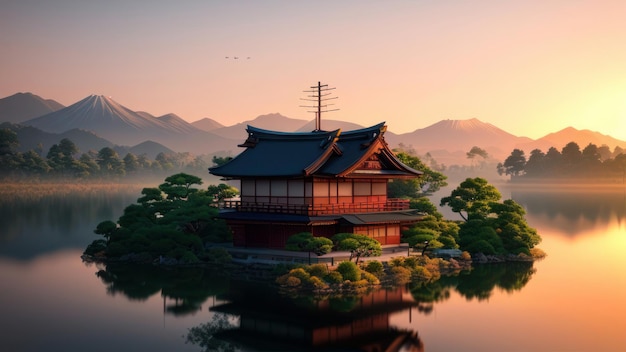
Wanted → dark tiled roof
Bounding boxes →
[209,122,422,178]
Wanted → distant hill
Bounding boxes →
[191,117,225,131]
[0,122,115,154]
[296,119,365,132]
[21,95,237,155]
[0,92,65,123]
[516,127,626,153]
[385,118,534,163]
[210,113,309,140]
[120,140,176,160]
[5,92,626,165]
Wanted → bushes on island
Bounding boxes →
[275,255,470,294]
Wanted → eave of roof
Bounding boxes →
[209,122,422,179]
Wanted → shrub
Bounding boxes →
[403,256,418,269]
[306,263,329,278]
[345,279,370,290]
[391,266,412,284]
[284,276,301,287]
[204,247,232,263]
[412,266,433,281]
[288,268,311,282]
[323,271,344,284]
[337,261,361,282]
[361,271,380,285]
[180,251,200,264]
[363,260,384,277]
[389,257,405,267]
[307,276,329,290]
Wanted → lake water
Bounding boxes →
[1,183,625,351]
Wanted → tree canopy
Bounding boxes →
[498,141,626,181]
[84,174,234,262]
[388,151,448,197]
[440,177,541,255]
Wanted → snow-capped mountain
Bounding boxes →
[22,95,236,154]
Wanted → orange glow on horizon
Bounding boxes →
[2,0,626,140]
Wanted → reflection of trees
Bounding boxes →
[409,262,536,306]
[185,314,240,352]
[93,263,230,316]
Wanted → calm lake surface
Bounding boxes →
[1,183,625,351]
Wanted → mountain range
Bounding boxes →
[1,92,625,165]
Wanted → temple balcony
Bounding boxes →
[220,198,410,216]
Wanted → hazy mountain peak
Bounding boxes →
[0,92,64,123]
[191,117,224,131]
[433,118,501,132]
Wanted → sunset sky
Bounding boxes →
[2,0,626,140]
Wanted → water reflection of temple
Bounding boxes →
[210,282,424,351]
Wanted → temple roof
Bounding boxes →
[209,122,422,179]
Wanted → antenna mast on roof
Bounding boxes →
[300,81,339,131]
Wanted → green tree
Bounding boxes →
[156,152,175,171]
[440,177,502,221]
[524,149,546,177]
[467,146,489,168]
[160,173,203,200]
[489,199,541,254]
[20,150,51,175]
[388,151,448,197]
[47,138,80,175]
[333,233,382,264]
[123,153,140,173]
[77,153,100,177]
[498,149,526,178]
[285,232,333,255]
[0,128,21,174]
[211,156,233,167]
[94,220,118,243]
[561,142,582,174]
[543,147,562,176]
[0,128,18,156]
[581,143,602,174]
[97,147,125,176]
[206,183,239,203]
[442,178,540,255]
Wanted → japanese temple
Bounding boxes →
[208,121,424,249]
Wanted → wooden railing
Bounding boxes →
[220,198,410,216]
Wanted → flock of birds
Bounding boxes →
[225,56,251,59]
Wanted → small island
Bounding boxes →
[83,123,545,294]
[82,171,544,294]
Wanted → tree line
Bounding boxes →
[0,128,212,179]
[498,142,626,181]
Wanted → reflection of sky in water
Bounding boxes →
[0,250,209,352]
[0,188,139,260]
[392,214,626,352]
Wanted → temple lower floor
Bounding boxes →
[218,210,424,249]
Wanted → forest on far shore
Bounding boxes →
[497,142,626,182]
[0,129,212,180]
